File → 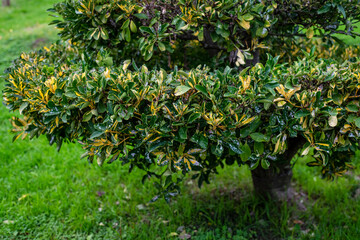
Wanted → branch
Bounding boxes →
[282,136,307,162]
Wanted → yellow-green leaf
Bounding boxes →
[158,42,166,52]
[130,20,137,33]
[239,18,250,30]
[306,28,314,39]
[174,85,191,96]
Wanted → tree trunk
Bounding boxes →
[2,0,10,6]
[251,137,307,200]
[251,161,293,200]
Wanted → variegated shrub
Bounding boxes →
[3,41,360,200]
[3,0,360,200]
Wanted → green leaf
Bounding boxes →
[82,111,92,122]
[130,20,137,33]
[240,118,261,138]
[124,28,131,42]
[240,143,251,162]
[134,13,148,19]
[250,159,260,170]
[179,127,187,140]
[149,141,167,152]
[90,131,104,139]
[121,19,130,29]
[317,4,331,14]
[254,142,264,154]
[139,26,152,35]
[93,29,100,40]
[89,28,100,40]
[294,109,310,118]
[354,117,360,128]
[198,27,204,41]
[213,142,224,157]
[210,31,219,42]
[337,5,346,18]
[242,13,254,21]
[188,112,201,123]
[329,108,338,116]
[226,141,243,155]
[191,134,208,150]
[100,28,109,40]
[347,115,357,123]
[95,5,104,12]
[256,27,268,38]
[346,104,359,112]
[195,85,208,96]
[250,133,270,142]
[218,28,230,38]
[174,85,191,96]
[261,159,270,169]
[158,42,166,52]
[144,50,153,61]
[199,135,208,149]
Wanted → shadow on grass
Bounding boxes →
[154,179,310,240]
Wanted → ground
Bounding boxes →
[0,1,360,239]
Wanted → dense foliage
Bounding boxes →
[3,0,360,200]
[3,40,360,199]
[49,0,360,68]
[266,38,360,64]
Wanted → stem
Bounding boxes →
[251,136,306,200]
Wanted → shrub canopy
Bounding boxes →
[3,41,360,199]
[3,0,360,200]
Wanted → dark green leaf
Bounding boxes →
[250,133,270,142]
[188,112,201,123]
[240,143,251,162]
[90,131,104,139]
[195,85,208,96]
[294,109,310,118]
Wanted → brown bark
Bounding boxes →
[2,0,10,6]
[202,27,222,58]
[251,161,293,200]
[251,137,307,200]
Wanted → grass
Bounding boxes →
[1,1,360,239]
[0,0,59,72]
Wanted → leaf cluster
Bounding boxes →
[266,37,360,64]
[49,0,360,68]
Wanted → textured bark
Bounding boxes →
[2,0,10,6]
[202,27,223,58]
[251,137,307,200]
[251,161,293,200]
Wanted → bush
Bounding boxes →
[3,0,360,200]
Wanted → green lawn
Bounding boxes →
[0,0,59,73]
[1,1,360,239]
